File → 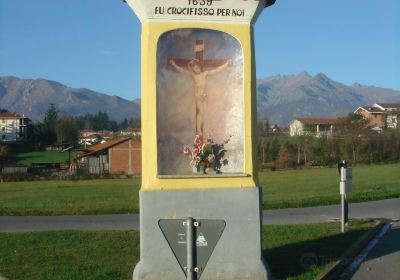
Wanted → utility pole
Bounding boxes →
[339,160,352,233]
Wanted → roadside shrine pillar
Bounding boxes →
[125,1,276,279]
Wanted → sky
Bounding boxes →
[0,0,399,100]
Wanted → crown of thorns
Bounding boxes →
[188,59,201,68]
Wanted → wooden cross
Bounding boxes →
[167,40,227,71]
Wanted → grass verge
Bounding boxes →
[0,220,374,280]
[0,163,399,215]
[263,220,375,279]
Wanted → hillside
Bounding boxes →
[1,74,399,125]
[0,76,140,121]
[257,72,400,125]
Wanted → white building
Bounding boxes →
[0,112,31,143]
[290,118,338,137]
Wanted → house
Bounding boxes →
[79,134,105,147]
[270,124,288,135]
[289,118,338,137]
[96,130,113,141]
[78,130,113,147]
[75,138,141,175]
[355,103,400,129]
[0,112,31,143]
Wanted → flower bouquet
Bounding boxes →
[183,135,230,174]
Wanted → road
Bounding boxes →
[263,197,399,225]
[0,198,399,232]
[348,221,400,280]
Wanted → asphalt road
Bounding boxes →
[263,197,400,225]
[1,198,399,232]
[349,221,400,280]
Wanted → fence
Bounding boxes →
[1,166,28,174]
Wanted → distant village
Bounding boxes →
[0,106,142,179]
[0,102,399,179]
[288,103,400,136]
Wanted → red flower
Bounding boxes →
[192,148,200,157]
[207,154,216,163]
[194,135,202,147]
[182,145,190,155]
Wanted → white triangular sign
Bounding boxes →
[196,232,208,247]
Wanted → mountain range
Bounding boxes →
[1,73,399,125]
[256,72,400,124]
[0,76,140,122]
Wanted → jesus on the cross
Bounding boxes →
[169,42,232,139]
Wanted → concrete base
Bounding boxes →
[133,187,270,280]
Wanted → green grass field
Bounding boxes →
[261,163,400,209]
[0,220,374,280]
[0,179,140,215]
[14,151,75,166]
[0,164,399,215]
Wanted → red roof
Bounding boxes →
[77,138,133,158]
[0,112,29,118]
[295,118,339,124]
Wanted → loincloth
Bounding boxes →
[195,89,207,100]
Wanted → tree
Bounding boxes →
[131,117,141,129]
[270,137,280,162]
[291,135,314,165]
[313,136,332,166]
[276,144,288,168]
[258,137,270,165]
[120,118,129,130]
[37,104,59,146]
[257,119,270,137]
[55,117,79,145]
[43,104,59,131]
[293,136,304,165]
[334,113,371,163]
[92,111,110,131]
[381,130,398,162]
[325,137,340,165]
[0,145,9,160]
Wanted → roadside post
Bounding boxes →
[339,160,352,233]
[124,0,276,279]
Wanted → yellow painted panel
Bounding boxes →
[140,22,258,190]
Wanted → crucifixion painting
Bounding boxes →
[168,39,232,138]
[157,28,244,175]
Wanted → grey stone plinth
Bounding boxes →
[133,187,270,280]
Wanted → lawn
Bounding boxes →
[260,163,400,209]
[0,220,374,280]
[0,164,399,215]
[14,151,74,166]
[0,179,140,216]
